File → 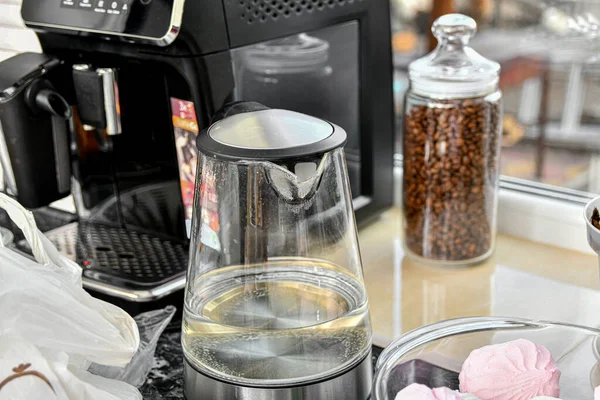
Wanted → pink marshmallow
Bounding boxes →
[395,383,462,400]
[459,339,560,400]
[433,387,465,400]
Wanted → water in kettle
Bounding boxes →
[182,258,371,385]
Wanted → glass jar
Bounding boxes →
[402,14,503,267]
[237,33,333,119]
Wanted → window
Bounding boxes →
[0,0,40,62]
[391,0,600,197]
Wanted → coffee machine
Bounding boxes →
[0,0,394,308]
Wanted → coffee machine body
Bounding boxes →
[0,0,394,305]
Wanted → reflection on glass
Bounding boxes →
[231,22,362,196]
[400,256,492,334]
[237,33,333,123]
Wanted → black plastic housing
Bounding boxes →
[0,53,71,208]
[12,0,394,225]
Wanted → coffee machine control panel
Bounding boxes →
[21,0,182,46]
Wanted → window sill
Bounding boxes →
[498,178,594,255]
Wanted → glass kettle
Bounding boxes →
[182,102,373,399]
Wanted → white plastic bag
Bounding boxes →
[89,305,176,388]
[0,194,141,399]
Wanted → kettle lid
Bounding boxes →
[197,102,347,161]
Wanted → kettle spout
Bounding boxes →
[266,153,330,203]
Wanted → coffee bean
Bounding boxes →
[403,95,501,263]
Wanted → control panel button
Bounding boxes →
[78,0,93,9]
[106,0,122,15]
[61,0,76,8]
[94,0,107,13]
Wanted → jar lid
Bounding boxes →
[409,14,500,98]
[242,34,330,75]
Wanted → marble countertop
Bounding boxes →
[141,324,184,400]
[360,207,599,346]
[5,189,597,398]
[138,205,598,398]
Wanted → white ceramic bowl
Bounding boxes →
[584,195,600,259]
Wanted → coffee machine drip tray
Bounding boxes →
[16,222,188,302]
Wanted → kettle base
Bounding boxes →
[183,350,372,400]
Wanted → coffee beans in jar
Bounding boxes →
[403,13,502,266]
[403,94,501,263]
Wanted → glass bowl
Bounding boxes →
[372,317,600,400]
